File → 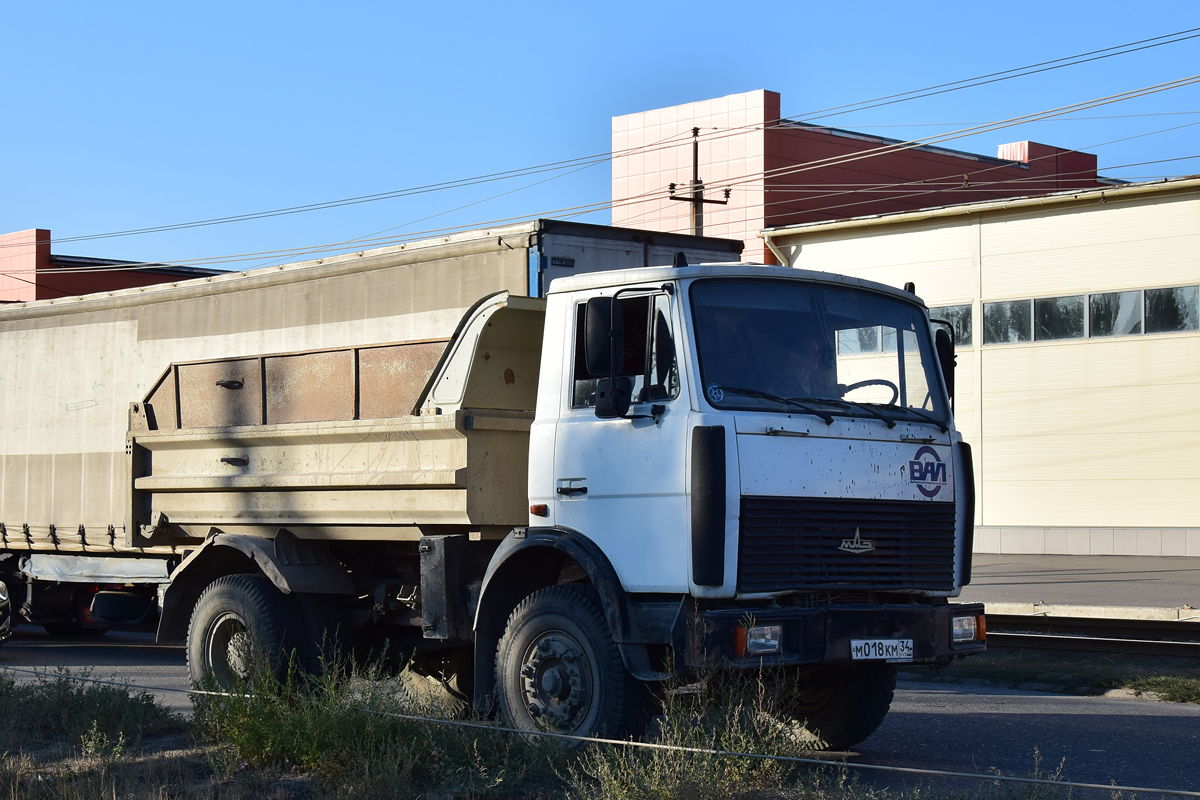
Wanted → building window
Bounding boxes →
[983,300,1031,344]
[1145,286,1199,333]
[836,326,878,355]
[1089,290,1142,337]
[930,304,972,346]
[1034,295,1085,341]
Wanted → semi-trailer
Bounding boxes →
[0,218,983,748]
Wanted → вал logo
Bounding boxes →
[909,445,947,498]
[839,527,875,554]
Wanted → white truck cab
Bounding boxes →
[485,262,983,747]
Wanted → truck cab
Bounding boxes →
[486,263,983,746]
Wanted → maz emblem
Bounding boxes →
[839,528,876,554]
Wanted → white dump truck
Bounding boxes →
[0,219,983,748]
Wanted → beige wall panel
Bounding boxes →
[980,335,1200,527]
[81,451,118,530]
[792,221,977,305]
[981,195,1200,299]
[50,453,84,532]
[2,454,27,529]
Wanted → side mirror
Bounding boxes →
[584,296,624,377]
[934,327,956,404]
[595,377,633,419]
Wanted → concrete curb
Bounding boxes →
[984,602,1200,622]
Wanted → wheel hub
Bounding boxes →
[206,611,253,683]
[520,631,590,730]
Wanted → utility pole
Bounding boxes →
[669,127,730,236]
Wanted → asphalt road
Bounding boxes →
[2,627,1197,795]
[858,681,1200,795]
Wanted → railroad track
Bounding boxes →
[985,613,1200,657]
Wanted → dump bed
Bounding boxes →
[128,293,545,546]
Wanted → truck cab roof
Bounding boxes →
[544,262,925,306]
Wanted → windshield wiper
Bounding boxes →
[713,386,835,425]
[816,397,896,429]
[887,405,949,433]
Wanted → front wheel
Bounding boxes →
[495,584,637,740]
[776,663,896,750]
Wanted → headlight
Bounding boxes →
[952,613,985,644]
[0,580,8,603]
[735,623,783,656]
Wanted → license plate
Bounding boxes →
[850,638,913,662]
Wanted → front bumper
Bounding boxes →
[691,602,986,668]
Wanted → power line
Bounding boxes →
[6,73,1200,280]
[9,27,1200,253]
[788,27,1200,124]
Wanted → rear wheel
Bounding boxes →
[495,584,639,741]
[186,574,297,686]
[776,663,896,750]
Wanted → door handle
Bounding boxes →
[556,486,588,497]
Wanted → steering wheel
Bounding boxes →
[840,379,899,405]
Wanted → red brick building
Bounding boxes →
[612,90,1114,263]
[0,228,223,303]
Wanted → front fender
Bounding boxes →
[475,526,632,640]
[471,526,679,711]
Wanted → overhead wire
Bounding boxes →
[8,26,1200,254]
[4,50,1200,280]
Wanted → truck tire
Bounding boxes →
[186,574,298,687]
[495,584,637,740]
[778,663,896,751]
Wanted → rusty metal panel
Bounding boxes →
[177,359,262,429]
[264,351,355,424]
[358,341,447,419]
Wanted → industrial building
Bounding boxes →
[612,89,1111,263]
[0,228,222,303]
[761,177,1200,557]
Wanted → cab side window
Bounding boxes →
[571,293,678,408]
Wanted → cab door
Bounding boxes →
[551,290,690,593]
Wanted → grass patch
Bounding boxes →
[193,656,569,799]
[0,669,184,751]
[0,656,1152,799]
[1125,675,1200,703]
[571,670,849,800]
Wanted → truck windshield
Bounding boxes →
[690,278,949,425]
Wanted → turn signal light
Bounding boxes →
[734,624,782,656]
[530,504,549,517]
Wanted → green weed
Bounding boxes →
[0,668,183,751]
[192,653,568,799]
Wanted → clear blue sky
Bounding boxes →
[3,1,1198,270]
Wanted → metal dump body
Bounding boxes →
[128,294,546,545]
